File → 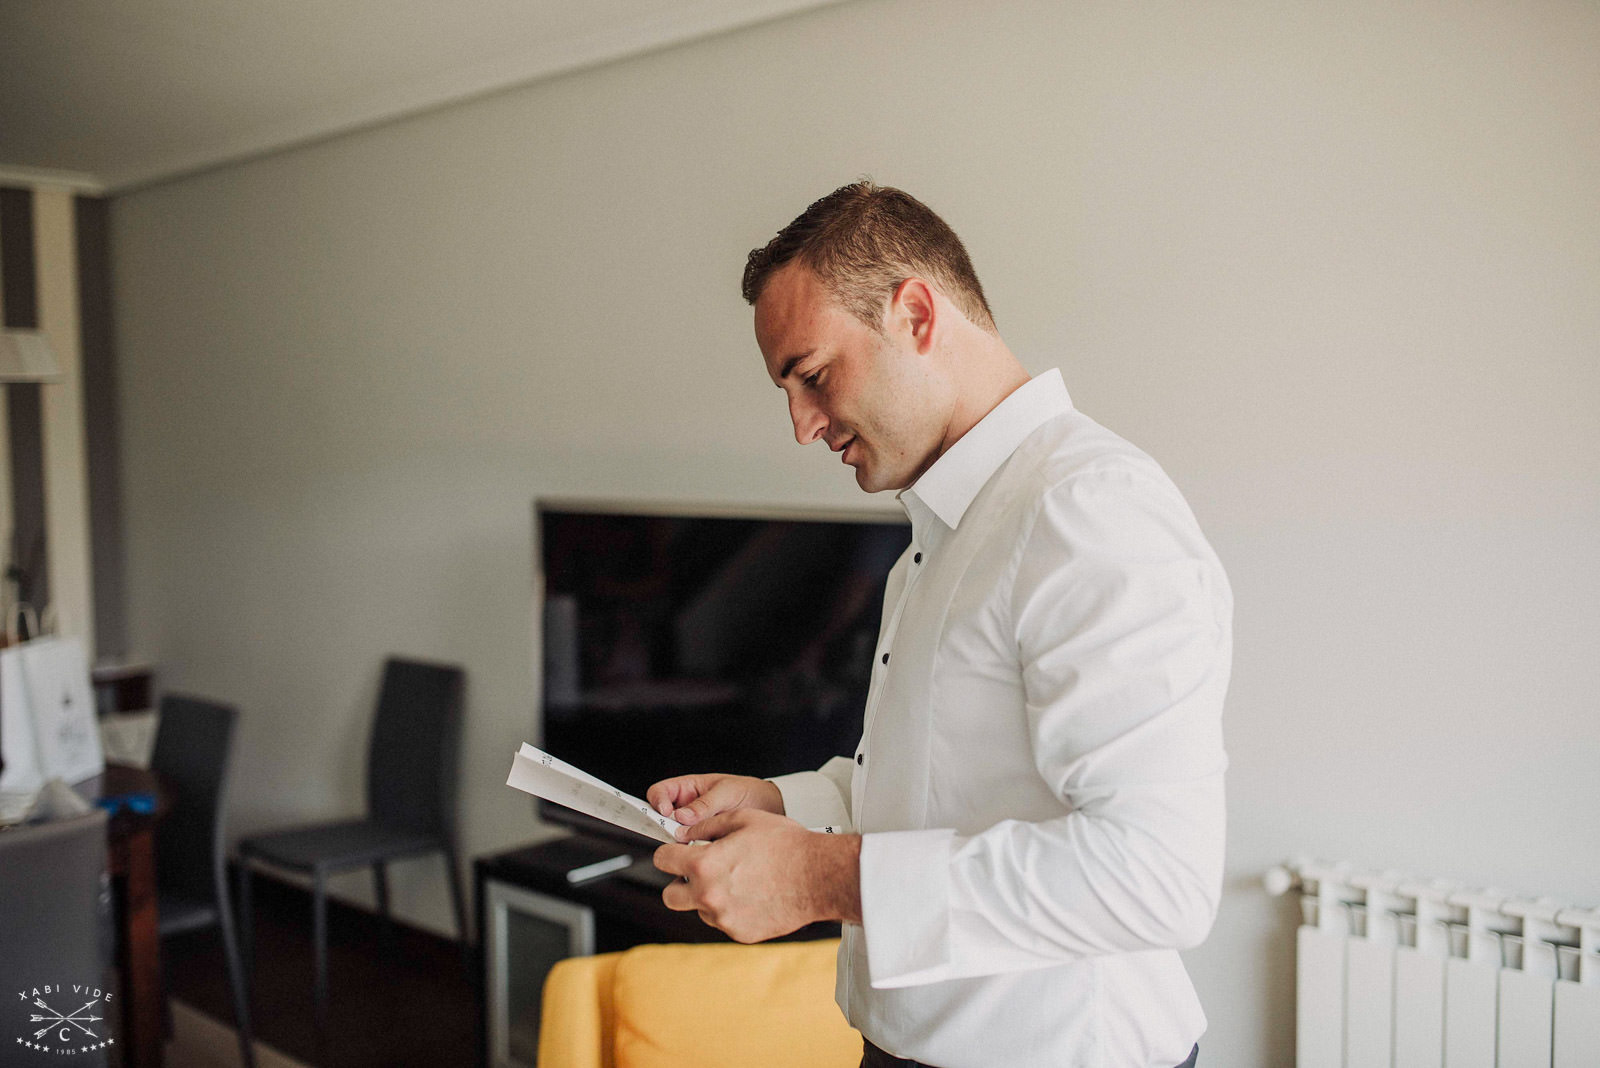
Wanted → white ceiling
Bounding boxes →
[0,0,845,194]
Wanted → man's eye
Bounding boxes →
[803,371,822,388]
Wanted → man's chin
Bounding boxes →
[851,465,902,494]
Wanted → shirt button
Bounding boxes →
[914,552,922,564]
[881,652,890,665]
[856,753,864,765]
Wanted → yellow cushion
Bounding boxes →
[540,951,623,1068]
[610,940,859,1068]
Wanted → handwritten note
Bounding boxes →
[504,743,848,841]
[506,743,684,843]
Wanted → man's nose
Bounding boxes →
[788,393,827,445]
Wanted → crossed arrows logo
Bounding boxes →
[28,994,102,1041]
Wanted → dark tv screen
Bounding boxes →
[535,501,910,843]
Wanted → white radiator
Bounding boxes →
[1266,860,1600,1068]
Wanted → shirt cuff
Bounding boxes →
[860,828,957,988]
[768,770,851,831]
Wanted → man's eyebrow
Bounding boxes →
[777,351,814,382]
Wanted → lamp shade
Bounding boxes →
[0,330,61,382]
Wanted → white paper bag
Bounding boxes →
[0,658,43,794]
[0,637,103,787]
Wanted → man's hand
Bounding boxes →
[645,772,784,827]
[653,809,862,943]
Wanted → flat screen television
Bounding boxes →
[534,498,910,846]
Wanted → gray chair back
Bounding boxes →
[365,657,464,839]
[150,695,237,906]
[0,809,112,1067]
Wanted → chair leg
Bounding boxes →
[444,846,469,970]
[216,898,258,1068]
[237,861,255,978]
[372,863,395,956]
[312,869,329,1066]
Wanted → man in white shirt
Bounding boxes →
[650,182,1230,1068]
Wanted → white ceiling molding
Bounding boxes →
[93,0,850,194]
[0,166,106,196]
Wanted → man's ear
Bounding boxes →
[889,278,938,355]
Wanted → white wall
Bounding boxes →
[109,0,1600,1062]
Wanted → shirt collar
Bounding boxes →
[898,368,1072,530]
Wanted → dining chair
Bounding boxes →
[150,693,255,1068]
[236,656,466,1054]
[0,808,113,1067]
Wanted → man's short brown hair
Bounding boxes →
[742,181,996,334]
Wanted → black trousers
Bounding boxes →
[861,1038,1199,1068]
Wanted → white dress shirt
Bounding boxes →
[771,368,1232,1068]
